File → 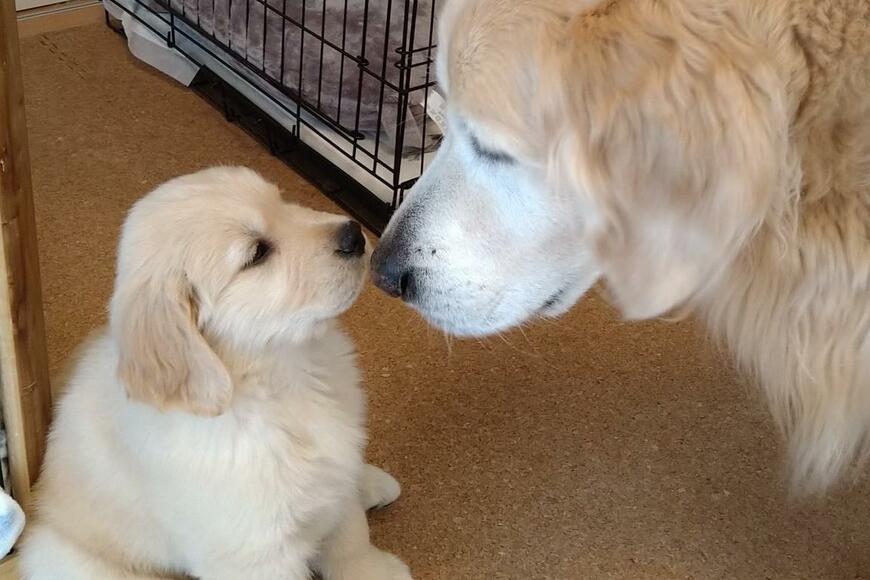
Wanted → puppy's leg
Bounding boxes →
[360,464,401,511]
[19,525,169,580]
[316,499,412,580]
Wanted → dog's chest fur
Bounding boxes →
[150,328,367,557]
[41,325,368,570]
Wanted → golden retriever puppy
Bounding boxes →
[372,0,870,493]
[20,167,412,580]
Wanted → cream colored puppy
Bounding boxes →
[373,0,870,493]
[20,167,412,580]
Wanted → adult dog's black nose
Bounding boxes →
[371,244,417,301]
[336,221,366,257]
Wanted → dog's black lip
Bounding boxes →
[540,287,567,311]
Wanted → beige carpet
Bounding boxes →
[19,23,870,580]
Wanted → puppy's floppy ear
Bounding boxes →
[111,265,232,416]
[560,5,792,319]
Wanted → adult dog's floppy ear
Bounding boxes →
[560,5,792,319]
[110,265,232,416]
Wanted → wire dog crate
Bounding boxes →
[104,0,442,232]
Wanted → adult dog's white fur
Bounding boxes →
[20,167,413,580]
[372,0,870,492]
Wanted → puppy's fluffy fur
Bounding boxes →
[372,0,870,493]
[20,167,412,580]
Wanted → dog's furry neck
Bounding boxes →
[699,0,870,492]
[784,0,870,204]
[207,320,340,390]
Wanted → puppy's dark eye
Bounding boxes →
[246,239,272,268]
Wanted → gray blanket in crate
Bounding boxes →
[169,0,439,155]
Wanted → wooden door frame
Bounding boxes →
[0,0,53,511]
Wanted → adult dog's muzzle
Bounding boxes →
[371,241,419,302]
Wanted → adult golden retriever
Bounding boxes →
[372,0,870,493]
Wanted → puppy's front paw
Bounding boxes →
[360,464,401,511]
[346,549,412,580]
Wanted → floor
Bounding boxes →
[18,23,870,580]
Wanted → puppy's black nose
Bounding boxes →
[371,245,417,301]
[336,221,366,257]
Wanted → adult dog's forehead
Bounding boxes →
[437,0,571,155]
[438,1,533,99]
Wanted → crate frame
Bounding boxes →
[106,0,441,233]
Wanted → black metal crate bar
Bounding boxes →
[105,0,441,233]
